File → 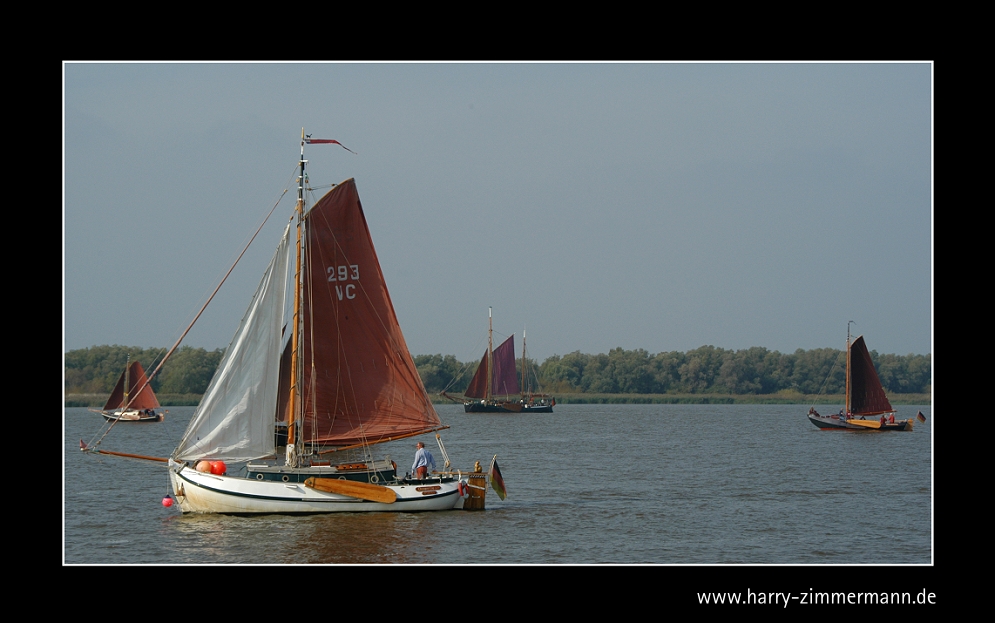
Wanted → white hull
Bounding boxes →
[101,409,162,422]
[169,462,464,514]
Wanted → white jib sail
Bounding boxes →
[173,225,291,462]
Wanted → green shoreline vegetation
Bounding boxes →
[65,344,931,408]
[65,391,931,408]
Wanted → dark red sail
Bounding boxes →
[464,350,490,399]
[103,361,161,411]
[491,335,520,396]
[463,335,520,399]
[849,336,893,416]
[295,179,441,446]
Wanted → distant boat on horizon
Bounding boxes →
[807,323,914,431]
[444,308,554,414]
[94,357,164,423]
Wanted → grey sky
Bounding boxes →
[63,62,932,363]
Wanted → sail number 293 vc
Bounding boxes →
[327,264,360,300]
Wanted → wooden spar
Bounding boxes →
[123,355,130,409]
[522,329,526,399]
[439,391,461,404]
[486,307,493,402]
[846,321,853,416]
[847,419,882,429]
[304,478,397,503]
[78,440,168,462]
[287,128,305,456]
[314,425,451,455]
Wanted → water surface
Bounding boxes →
[65,403,932,565]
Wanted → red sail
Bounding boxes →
[463,335,520,399]
[491,335,520,396]
[849,336,893,416]
[464,350,489,399]
[103,361,161,411]
[297,179,441,446]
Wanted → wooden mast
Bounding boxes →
[286,128,306,465]
[845,320,853,417]
[486,307,493,402]
[522,328,528,401]
[123,355,130,411]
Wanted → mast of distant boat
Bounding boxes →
[486,307,493,403]
[522,328,527,400]
[123,355,130,412]
[845,320,854,417]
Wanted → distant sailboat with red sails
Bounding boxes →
[807,323,916,431]
[444,308,554,413]
[95,357,164,422]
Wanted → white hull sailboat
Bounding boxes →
[161,131,470,513]
[169,460,465,514]
[95,358,164,423]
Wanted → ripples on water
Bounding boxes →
[65,404,931,565]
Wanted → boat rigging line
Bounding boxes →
[435,433,452,470]
[82,187,292,453]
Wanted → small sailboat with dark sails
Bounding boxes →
[96,357,164,422]
[444,308,554,413]
[807,323,915,431]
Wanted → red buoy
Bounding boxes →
[210,461,227,475]
[162,496,174,507]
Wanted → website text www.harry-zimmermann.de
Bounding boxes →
[698,588,937,607]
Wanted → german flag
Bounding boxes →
[917,411,926,423]
[489,455,507,500]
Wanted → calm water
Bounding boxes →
[64,403,932,565]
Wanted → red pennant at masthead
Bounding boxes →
[303,138,356,153]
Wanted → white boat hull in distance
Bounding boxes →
[102,409,163,422]
[169,462,463,514]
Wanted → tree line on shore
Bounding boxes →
[65,344,930,398]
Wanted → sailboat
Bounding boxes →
[520,329,555,413]
[164,131,471,513]
[807,324,914,431]
[96,358,164,422]
[447,308,554,413]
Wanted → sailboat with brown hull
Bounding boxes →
[96,358,164,422]
[807,325,914,431]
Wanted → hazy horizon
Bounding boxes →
[64,62,933,363]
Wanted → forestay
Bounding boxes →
[174,225,292,462]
